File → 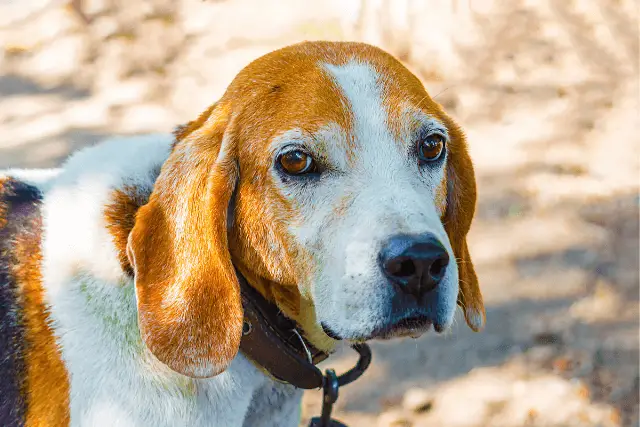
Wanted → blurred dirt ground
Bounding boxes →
[0,0,638,426]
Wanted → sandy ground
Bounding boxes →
[1,1,638,426]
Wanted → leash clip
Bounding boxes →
[309,343,372,427]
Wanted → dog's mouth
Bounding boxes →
[322,315,437,342]
[369,316,434,340]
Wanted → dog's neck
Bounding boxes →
[233,261,337,354]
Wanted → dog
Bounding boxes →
[0,41,485,427]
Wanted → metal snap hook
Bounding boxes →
[309,343,372,427]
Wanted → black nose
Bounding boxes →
[379,233,450,300]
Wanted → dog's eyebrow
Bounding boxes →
[400,109,449,142]
[269,128,310,156]
[268,126,334,155]
[417,119,449,139]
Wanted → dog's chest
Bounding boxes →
[65,350,302,427]
[47,275,302,427]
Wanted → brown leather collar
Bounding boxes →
[237,271,330,389]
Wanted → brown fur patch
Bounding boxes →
[104,186,150,276]
[437,115,485,330]
[435,173,448,217]
[12,211,70,425]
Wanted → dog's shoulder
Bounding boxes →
[40,134,173,284]
[0,175,43,426]
[0,134,174,425]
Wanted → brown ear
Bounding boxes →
[442,124,486,331]
[127,105,243,377]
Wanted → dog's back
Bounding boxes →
[0,177,42,426]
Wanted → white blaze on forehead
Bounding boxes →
[322,60,394,156]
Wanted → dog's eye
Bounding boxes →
[417,134,445,163]
[278,150,315,175]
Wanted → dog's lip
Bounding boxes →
[322,316,437,342]
[369,315,433,340]
[321,322,343,340]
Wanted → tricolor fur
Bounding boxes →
[0,41,484,426]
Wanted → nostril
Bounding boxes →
[397,259,416,277]
[429,256,448,280]
[385,257,416,278]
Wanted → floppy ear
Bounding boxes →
[442,125,486,331]
[127,105,243,378]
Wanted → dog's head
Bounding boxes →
[127,41,484,378]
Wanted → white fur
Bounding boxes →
[36,135,301,427]
[0,167,62,191]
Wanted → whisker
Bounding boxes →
[414,94,432,110]
[432,86,451,100]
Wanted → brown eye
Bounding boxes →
[417,134,445,163]
[279,150,315,175]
